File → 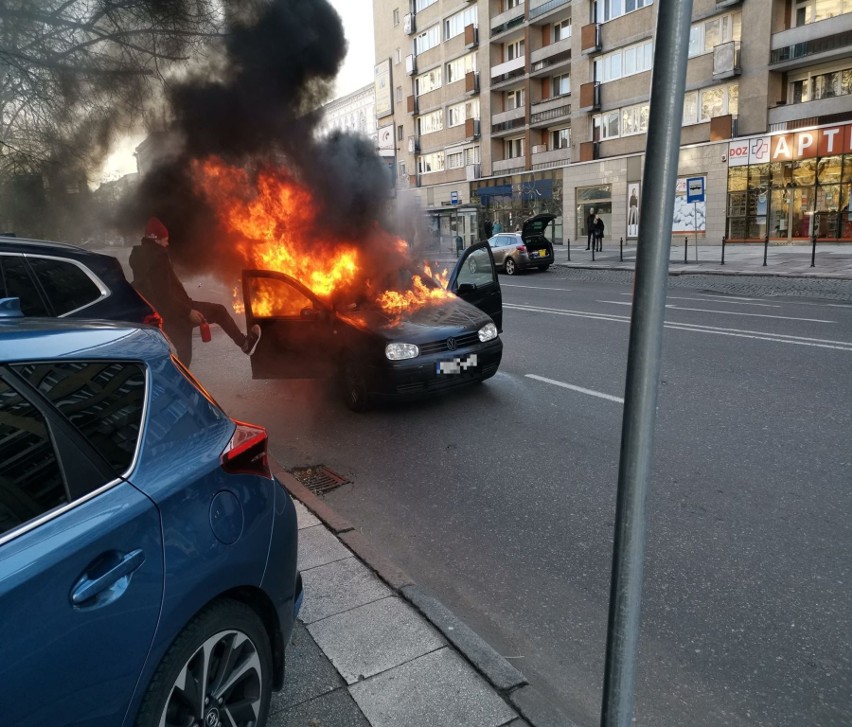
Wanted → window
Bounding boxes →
[415,67,442,95]
[621,103,650,136]
[26,257,102,315]
[417,151,445,174]
[794,0,851,26]
[0,255,49,315]
[464,146,480,165]
[595,0,653,22]
[790,65,852,103]
[682,83,738,125]
[505,39,525,61]
[506,89,525,110]
[505,137,525,158]
[551,127,571,149]
[447,150,465,169]
[394,48,401,65]
[448,99,479,127]
[398,161,406,178]
[445,6,477,40]
[418,109,444,135]
[554,20,572,42]
[415,0,438,10]
[397,125,404,141]
[414,25,441,55]
[396,86,402,103]
[593,110,620,140]
[553,73,570,96]
[688,11,741,57]
[595,41,652,83]
[0,378,67,536]
[446,53,477,83]
[507,0,524,8]
[15,361,145,475]
[393,8,400,26]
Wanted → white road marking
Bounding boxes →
[501,283,573,292]
[665,295,780,308]
[596,301,833,323]
[504,303,852,351]
[526,374,624,403]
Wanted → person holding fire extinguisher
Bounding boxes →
[129,217,260,367]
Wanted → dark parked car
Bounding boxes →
[242,242,503,411]
[487,213,556,275]
[0,234,160,325]
[0,310,303,727]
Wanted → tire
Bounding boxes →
[538,264,550,271]
[340,354,370,412]
[135,600,273,727]
[505,257,517,276]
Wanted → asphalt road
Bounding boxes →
[189,267,852,727]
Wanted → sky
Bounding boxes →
[101,0,375,180]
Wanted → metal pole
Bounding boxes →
[811,231,817,267]
[763,233,769,266]
[600,1,693,725]
[620,236,623,262]
[721,235,726,265]
[684,236,688,264]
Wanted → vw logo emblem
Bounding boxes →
[446,337,457,350]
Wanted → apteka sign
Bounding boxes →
[728,122,852,166]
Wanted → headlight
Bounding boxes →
[385,342,420,360]
[478,322,498,342]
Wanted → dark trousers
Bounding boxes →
[595,233,603,252]
[164,300,246,367]
[587,230,594,249]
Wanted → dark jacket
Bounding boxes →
[594,218,605,237]
[129,239,192,323]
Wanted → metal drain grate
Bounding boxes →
[289,465,351,495]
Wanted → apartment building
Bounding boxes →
[373,0,852,248]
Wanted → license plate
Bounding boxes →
[436,353,478,374]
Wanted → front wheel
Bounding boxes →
[538,264,550,271]
[135,600,273,727]
[340,354,370,412]
[505,257,517,276]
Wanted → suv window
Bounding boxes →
[0,254,50,316]
[0,379,67,536]
[26,256,102,314]
[13,361,146,475]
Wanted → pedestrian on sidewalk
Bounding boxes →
[594,215,605,252]
[129,217,261,367]
[586,208,596,250]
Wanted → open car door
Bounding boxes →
[447,242,503,332]
[241,269,337,379]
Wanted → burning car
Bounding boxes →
[242,242,503,411]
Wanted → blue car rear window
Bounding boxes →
[13,361,145,475]
[26,256,101,314]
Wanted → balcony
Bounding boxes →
[403,13,414,35]
[490,6,526,36]
[769,14,852,71]
[465,70,480,95]
[532,146,571,170]
[531,35,572,65]
[493,157,527,174]
[529,0,571,22]
[405,54,416,75]
[579,81,600,111]
[492,106,526,128]
[465,24,478,49]
[491,56,526,79]
[712,41,741,80]
[530,99,571,127]
[768,95,852,127]
[465,118,481,140]
[407,95,418,114]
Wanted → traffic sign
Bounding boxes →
[450,191,459,205]
[686,176,705,203]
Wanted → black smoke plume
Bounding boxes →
[122,0,395,276]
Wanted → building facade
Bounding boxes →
[372,0,852,249]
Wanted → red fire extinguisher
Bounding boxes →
[200,320,211,343]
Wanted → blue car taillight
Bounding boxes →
[143,312,163,329]
[221,421,272,478]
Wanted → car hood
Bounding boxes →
[337,294,493,343]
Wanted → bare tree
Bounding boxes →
[0,0,223,185]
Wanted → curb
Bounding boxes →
[270,459,575,727]
[552,262,852,281]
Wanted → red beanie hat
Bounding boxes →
[144,217,168,239]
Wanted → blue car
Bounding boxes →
[0,307,302,726]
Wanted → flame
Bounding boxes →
[193,157,453,317]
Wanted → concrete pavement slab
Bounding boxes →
[349,647,519,727]
[299,554,393,625]
[308,595,446,685]
[298,522,353,570]
[269,686,371,727]
[272,622,344,710]
[294,499,320,528]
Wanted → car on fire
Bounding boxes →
[487,213,556,275]
[0,308,302,727]
[242,242,503,411]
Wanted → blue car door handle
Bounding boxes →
[71,549,146,605]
